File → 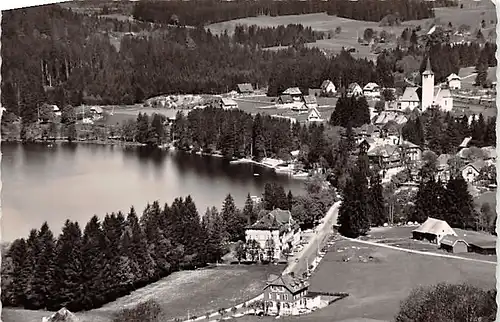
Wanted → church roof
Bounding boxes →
[401,87,420,102]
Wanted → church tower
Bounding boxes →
[421,57,434,111]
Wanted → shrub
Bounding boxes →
[395,283,496,322]
[112,299,162,322]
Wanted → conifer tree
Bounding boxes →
[81,216,106,309]
[445,176,476,229]
[338,165,370,237]
[368,173,386,227]
[127,206,156,285]
[29,222,56,310]
[4,238,28,307]
[243,193,257,225]
[52,220,84,311]
[23,229,41,309]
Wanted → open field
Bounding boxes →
[226,238,495,322]
[459,66,497,88]
[2,265,283,322]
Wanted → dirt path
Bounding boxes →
[343,237,496,265]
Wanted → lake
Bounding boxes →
[1,142,305,242]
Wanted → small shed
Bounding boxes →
[439,235,469,253]
[468,240,496,255]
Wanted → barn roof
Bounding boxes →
[413,217,457,237]
[440,234,469,247]
[283,87,302,95]
[237,83,254,93]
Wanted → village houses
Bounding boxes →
[362,82,381,98]
[347,83,363,97]
[245,209,301,261]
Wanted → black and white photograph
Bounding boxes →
[0,0,498,321]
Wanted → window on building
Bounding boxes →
[276,294,280,301]
[283,294,288,301]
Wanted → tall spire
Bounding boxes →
[426,57,432,72]
[422,57,434,76]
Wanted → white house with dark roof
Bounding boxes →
[263,274,314,316]
[447,73,461,90]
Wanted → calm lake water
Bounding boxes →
[1,142,305,241]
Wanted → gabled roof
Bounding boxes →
[348,83,362,91]
[283,87,302,95]
[221,97,238,106]
[363,82,380,91]
[237,83,254,93]
[462,160,486,172]
[413,217,457,237]
[265,274,309,294]
[278,95,294,104]
[308,107,322,120]
[459,137,472,148]
[303,95,317,104]
[440,234,469,247]
[247,208,294,231]
[401,87,420,102]
[447,73,461,81]
[90,106,103,113]
[367,144,399,158]
[321,80,335,90]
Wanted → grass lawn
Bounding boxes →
[226,238,495,322]
[2,265,283,322]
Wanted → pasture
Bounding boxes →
[2,265,283,322]
[227,238,495,322]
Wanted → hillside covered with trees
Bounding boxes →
[132,0,434,26]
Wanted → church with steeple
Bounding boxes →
[399,58,453,112]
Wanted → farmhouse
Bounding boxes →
[263,274,321,316]
[363,82,381,98]
[283,87,303,101]
[412,217,457,246]
[439,235,469,253]
[245,209,301,261]
[320,80,336,96]
[461,160,486,183]
[220,97,238,110]
[237,83,254,94]
[347,83,363,97]
[447,73,461,90]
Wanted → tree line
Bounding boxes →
[132,0,434,27]
[172,106,338,169]
[0,186,290,313]
[1,4,387,124]
[402,109,496,155]
[234,24,325,48]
